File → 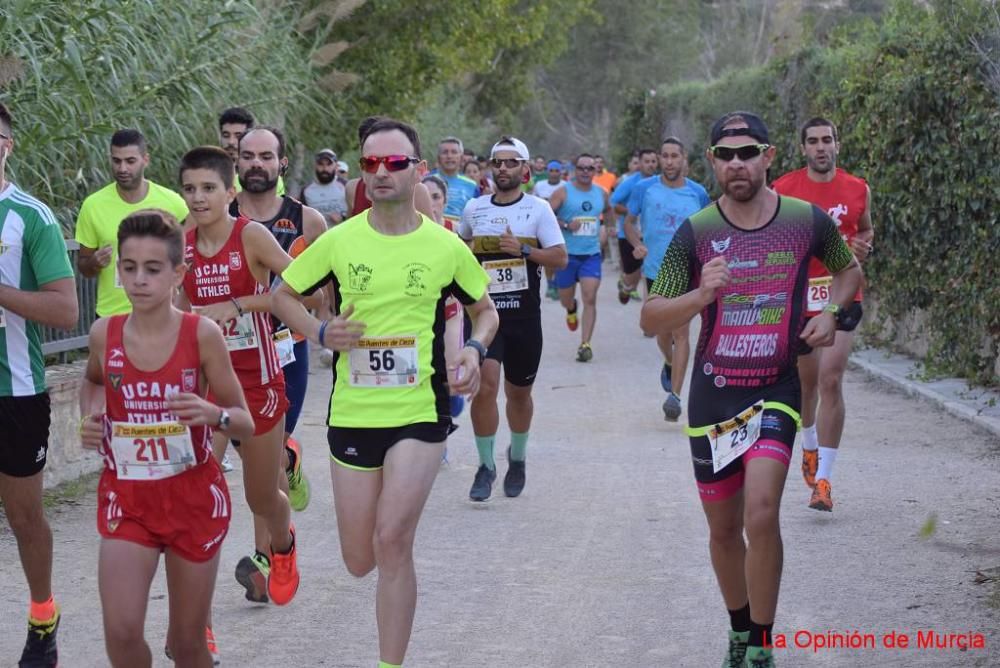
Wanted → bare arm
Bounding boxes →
[450,292,499,397]
[800,259,862,348]
[850,186,874,262]
[76,244,113,278]
[497,224,567,270]
[0,277,79,330]
[190,317,254,440]
[302,205,328,243]
[623,213,645,257]
[640,255,727,335]
[345,179,358,213]
[602,192,616,229]
[79,319,108,449]
[548,187,566,218]
[527,244,568,270]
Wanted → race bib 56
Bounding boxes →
[348,335,419,387]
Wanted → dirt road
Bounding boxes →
[2,272,997,667]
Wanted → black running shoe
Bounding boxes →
[469,465,496,502]
[504,448,526,498]
[19,610,59,668]
[235,552,270,603]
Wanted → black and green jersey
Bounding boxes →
[651,196,853,424]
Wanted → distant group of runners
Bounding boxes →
[0,94,872,667]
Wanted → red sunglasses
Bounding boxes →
[359,155,419,173]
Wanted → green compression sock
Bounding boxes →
[509,431,529,462]
[474,434,496,470]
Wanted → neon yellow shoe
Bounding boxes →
[285,436,310,512]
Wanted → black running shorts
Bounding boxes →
[0,393,52,477]
[328,420,450,471]
[798,301,864,355]
[485,316,543,387]
[618,237,642,275]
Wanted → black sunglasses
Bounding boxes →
[490,158,525,169]
[710,144,769,162]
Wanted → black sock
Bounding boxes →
[568,300,577,314]
[748,620,774,648]
[285,445,297,474]
[728,604,751,633]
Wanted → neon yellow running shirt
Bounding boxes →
[282,211,489,428]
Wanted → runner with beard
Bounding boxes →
[301,148,348,227]
[624,138,711,422]
[226,127,325,584]
[641,111,861,667]
[771,117,874,512]
[459,137,567,501]
[217,107,285,196]
[76,129,188,318]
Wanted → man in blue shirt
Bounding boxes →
[624,137,711,421]
[548,153,615,363]
[430,136,481,227]
[610,148,659,303]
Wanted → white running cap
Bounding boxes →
[490,136,530,161]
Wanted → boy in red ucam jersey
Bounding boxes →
[80,210,253,667]
[176,146,301,606]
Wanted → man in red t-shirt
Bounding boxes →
[772,117,874,512]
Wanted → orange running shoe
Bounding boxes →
[566,308,579,332]
[801,449,818,489]
[809,479,833,512]
[205,626,220,666]
[268,524,300,605]
[165,626,219,666]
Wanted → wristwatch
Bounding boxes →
[216,408,231,431]
[823,303,841,316]
[520,243,533,258]
[464,339,487,365]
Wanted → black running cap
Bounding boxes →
[710,111,770,145]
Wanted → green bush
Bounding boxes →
[616,0,999,384]
[0,0,320,232]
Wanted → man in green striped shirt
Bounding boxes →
[0,102,78,667]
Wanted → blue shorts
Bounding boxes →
[555,253,602,289]
[282,339,309,434]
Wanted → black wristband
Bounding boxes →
[464,339,486,364]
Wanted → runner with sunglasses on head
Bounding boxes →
[547,154,615,362]
[641,111,861,667]
[272,117,498,668]
[459,137,567,502]
[624,137,711,422]
[771,117,873,513]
